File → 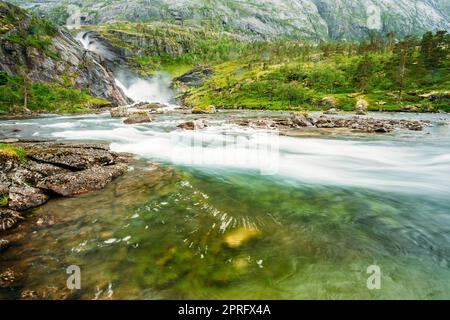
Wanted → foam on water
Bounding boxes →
[45,114,450,196]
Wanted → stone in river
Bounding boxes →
[123,112,152,124]
[36,163,128,196]
[0,208,23,231]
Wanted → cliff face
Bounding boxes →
[0,1,129,105]
[11,0,450,40]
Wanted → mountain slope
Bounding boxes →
[10,0,450,40]
[0,1,128,110]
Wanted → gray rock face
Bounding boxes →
[0,1,129,105]
[13,0,450,40]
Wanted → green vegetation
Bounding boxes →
[178,32,449,112]
[91,21,247,76]
[0,71,111,114]
[0,143,27,161]
[0,2,59,58]
[0,194,8,207]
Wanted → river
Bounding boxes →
[1,111,450,299]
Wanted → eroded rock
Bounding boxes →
[0,208,23,231]
[8,185,49,211]
[177,120,208,130]
[37,163,128,196]
[123,112,152,124]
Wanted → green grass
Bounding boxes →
[0,72,111,114]
[0,143,27,161]
[180,39,449,112]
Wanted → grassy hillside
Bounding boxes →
[0,72,110,115]
[178,33,450,112]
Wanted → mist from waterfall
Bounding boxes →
[76,31,175,104]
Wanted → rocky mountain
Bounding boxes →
[0,1,128,105]
[9,0,450,40]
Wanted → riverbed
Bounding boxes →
[1,111,450,299]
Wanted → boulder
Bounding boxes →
[0,208,23,231]
[110,106,130,118]
[0,239,10,252]
[192,105,216,114]
[177,120,208,130]
[8,185,49,211]
[36,163,128,197]
[291,113,313,127]
[27,147,116,170]
[123,112,152,124]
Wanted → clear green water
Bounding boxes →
[1,112,450,299]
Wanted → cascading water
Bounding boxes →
[76,31,176,106]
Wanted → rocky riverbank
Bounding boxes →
[0,140,134,251]
[234,113,430,133]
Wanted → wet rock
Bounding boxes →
[291,113,313,127]
[27,147,116,170]
[0,268,16,288]
[110,106,130,118]
[37,163,128,196]
[0,239,10,252]
[0,208,23,231]
[177,120,208,130]
[8,185,49,211]
[123,112,152,124]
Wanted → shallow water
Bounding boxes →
[1,111,450,299]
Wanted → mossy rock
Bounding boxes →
[192,105,216,114]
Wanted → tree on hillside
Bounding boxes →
[353,54,374,92]
[420,30,449,82]
[388,36,417,102]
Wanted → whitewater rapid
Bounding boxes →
[2,112,450,197]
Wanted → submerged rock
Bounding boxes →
[0,239,10,252]
[224,227,261,248]
[0,208,23,231]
